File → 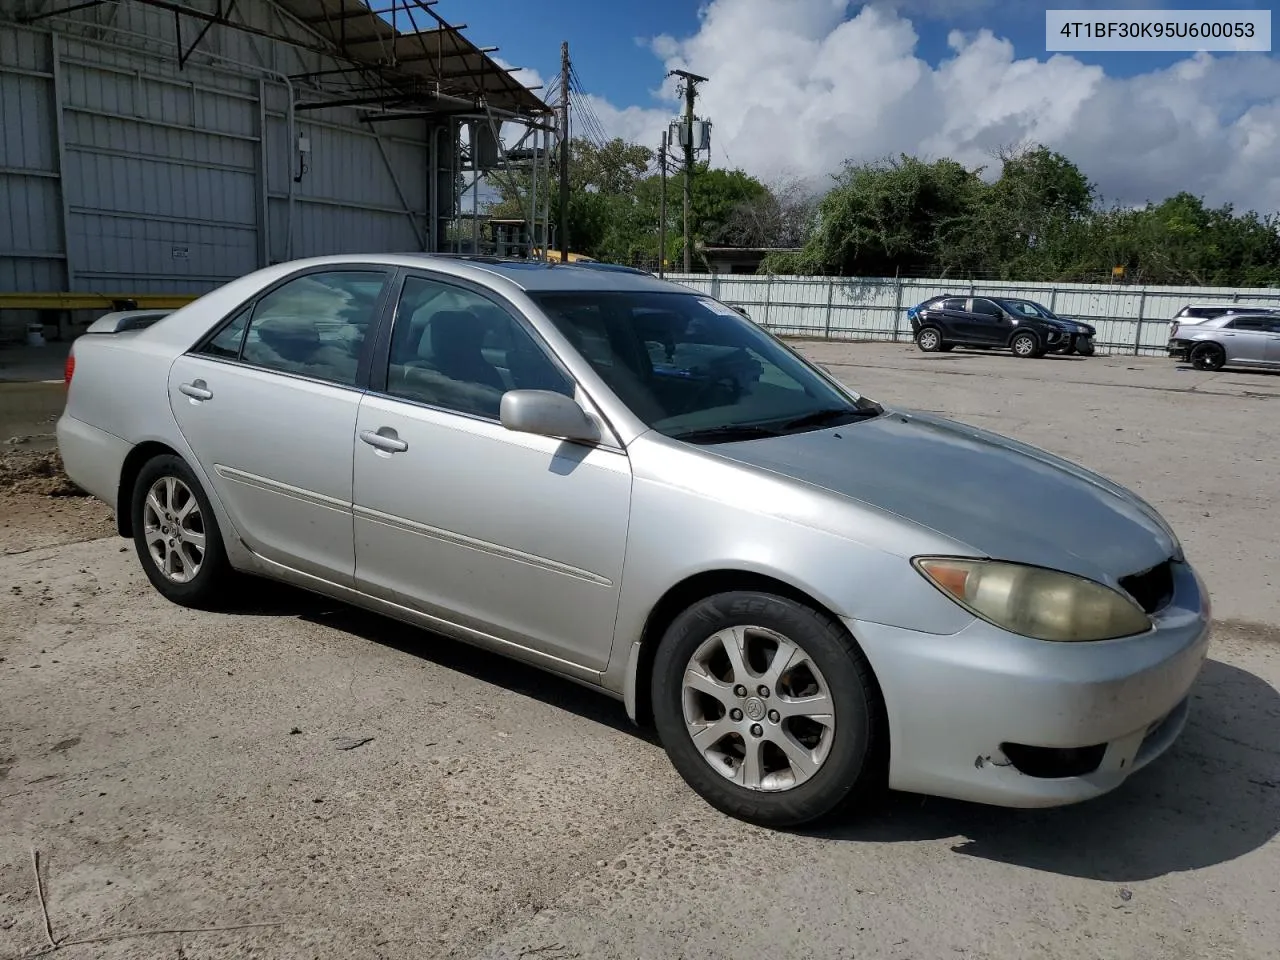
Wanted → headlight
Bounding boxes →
[913,557,1152,642]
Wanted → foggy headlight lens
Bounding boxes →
[914,557,1152,642]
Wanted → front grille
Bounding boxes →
[1119,559,1174,614]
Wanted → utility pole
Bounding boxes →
[558,41,570,264]
[668,69,707,273]
[658,130,667,279]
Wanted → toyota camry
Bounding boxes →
[57,254,1210,827]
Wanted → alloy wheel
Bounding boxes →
[681,625,836,791]
[142,475,206,583]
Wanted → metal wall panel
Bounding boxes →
[1,8,439,325]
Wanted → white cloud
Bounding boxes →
[581,0,1280,213]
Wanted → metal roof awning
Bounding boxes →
[273,0,549,116]
[18,0,550,118]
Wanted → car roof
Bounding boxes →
[289,253,679,293]
[1180,303,1278,311]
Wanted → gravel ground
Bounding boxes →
[1,343,1278,960]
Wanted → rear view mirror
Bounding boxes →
[500,389,600,443]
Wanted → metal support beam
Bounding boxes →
[49,36,76,292]
[179,0,231,70]
[365,121,427,249]
[257,78,271,267]
[17,0,105,23]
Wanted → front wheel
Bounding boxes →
[1010,331,1040,358]
[131,454,232,608]
[651,591,885,828]
[915,327,944,352]
[1074,338,1095,356]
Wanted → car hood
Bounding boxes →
[706,409,1177,585]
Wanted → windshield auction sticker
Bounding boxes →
[1046,9,1270,51]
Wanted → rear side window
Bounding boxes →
[238,271,386,386]
[1227,317,1271,331]
[201,307,249,358]
[941,298,966,311]
[1182,307,1227,319]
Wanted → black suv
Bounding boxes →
[907,296,1095,358]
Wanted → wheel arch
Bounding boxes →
[625,569,883,730]
[116,440,183,537]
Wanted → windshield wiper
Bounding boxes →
[669,424,783,444]
[781,407,879,431]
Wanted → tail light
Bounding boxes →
[64,349,75,386]
[1171,323,1180,340]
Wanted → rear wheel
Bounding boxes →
[1010,331,1040,358]
[131,454,232,609]
[651,591,885,828]
[915,327,944,352]
[1190,342,1225,371]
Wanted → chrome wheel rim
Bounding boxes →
[1013,336,1033,355]
[682,625,836,792]
[142,476,206,583]
[919,330,938,349]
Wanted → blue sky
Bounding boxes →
[423,1,1279,213]
[431,0,1273,108]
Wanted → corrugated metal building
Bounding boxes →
[0,0,552,340]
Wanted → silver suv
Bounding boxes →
[1167,312,1280,371]
[1171,303,1279,326]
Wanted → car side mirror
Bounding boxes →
[500,389,600,443]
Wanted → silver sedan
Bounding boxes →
[57,254,1210,827]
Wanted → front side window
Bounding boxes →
[385,275,573,420]
[235,270,386,386]
[971,299,1003,317]
[529,290,879,443]
[1002,300,1052,319]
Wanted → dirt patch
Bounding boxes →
[0,446,84,497]
[1,448,115,554]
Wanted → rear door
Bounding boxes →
[167,266,391,585]
[931,297,969,340]
[1220,316,1271,364]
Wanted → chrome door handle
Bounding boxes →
[179,381,212,400]
[360,429,408,453]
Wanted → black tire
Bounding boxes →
[915,326,945,352]
[1074,339,1095,357]
[1010,331,1040,358]
[1190,342,1225,371]
[131,454,232,609]
[651,591,885,828]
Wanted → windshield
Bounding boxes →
[528,290,879,442]
[1001,299,1057,319]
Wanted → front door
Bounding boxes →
[1263,318,1280,365]
[966,298,1011,345]
[167,267,391,584]
[351,272,632,673]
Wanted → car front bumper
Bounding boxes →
[849,559,1210,807]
